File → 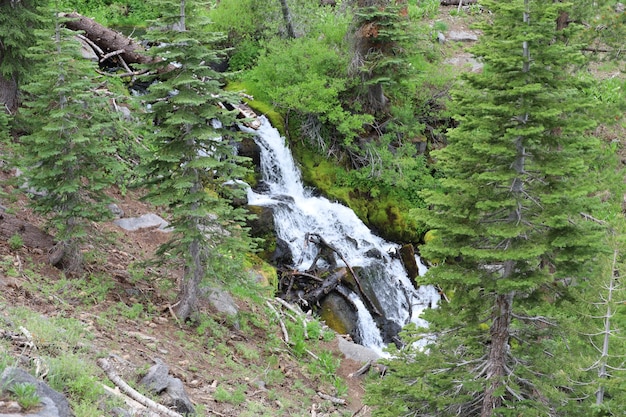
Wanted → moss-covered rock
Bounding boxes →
[319,293,358,338]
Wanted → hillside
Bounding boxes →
[0,183,376,417]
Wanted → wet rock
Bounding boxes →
[319,293,358,339]
[271,238,293,266]
[399,244,419,284]
[336,336,381,362]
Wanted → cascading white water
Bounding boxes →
[244,116,440,352]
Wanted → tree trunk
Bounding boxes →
[175,238,203,321]
[278,0,296,38]
[481,291,514,417]
[0,73,18,114]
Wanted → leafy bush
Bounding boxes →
[244,37,372,141]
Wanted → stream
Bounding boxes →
[243,117,440,355]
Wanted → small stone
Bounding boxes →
[155,317,168,324]
[6,401,22,412]
[188,379,200,388]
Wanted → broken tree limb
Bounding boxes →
[349,360,372,378]
[97,358,184,417]
[266,300,289,343]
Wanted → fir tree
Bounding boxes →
[139,0,254,321]
[18,10,125,273]
[367,0,610,415]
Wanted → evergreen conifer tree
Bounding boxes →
[18,10,125,273]
[139,0,254,321]
[367,1,611,415]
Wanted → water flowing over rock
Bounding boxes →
[243,117,440,353]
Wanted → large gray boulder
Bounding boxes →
[0,367,71,417]
[139,359,195,415]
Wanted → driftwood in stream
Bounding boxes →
[302,268,347,304]
[305,233,381,316]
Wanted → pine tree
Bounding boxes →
[367,0,610,415]
[349,0,414,115]
[18,9,125,273]
[139,0,254,321]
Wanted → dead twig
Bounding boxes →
[266,300,289,344]
[317,391,346,405]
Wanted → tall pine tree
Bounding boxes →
[367,0,609,415]
[139,0,254,321]
[18,9,125,273]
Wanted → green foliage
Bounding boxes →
[54,0,159,27]
[0,1,44,83]
[208,0,275,41]
[244,37,371,142]
[9,382,40,410]
[368,0,620,415]
[138,0,256,318]
[46,354,104,405]
[7,234,23,251]
[228,37,261,71]
[213,384,247,405]
[17,12,127,272]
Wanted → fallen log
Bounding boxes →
[60,12,153,66]
[302,268,347,305]
[440,0,477,5]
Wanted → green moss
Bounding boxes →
[291,141,423,243]
[319,307,349,335]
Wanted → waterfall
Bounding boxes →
[244,116,440,352]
